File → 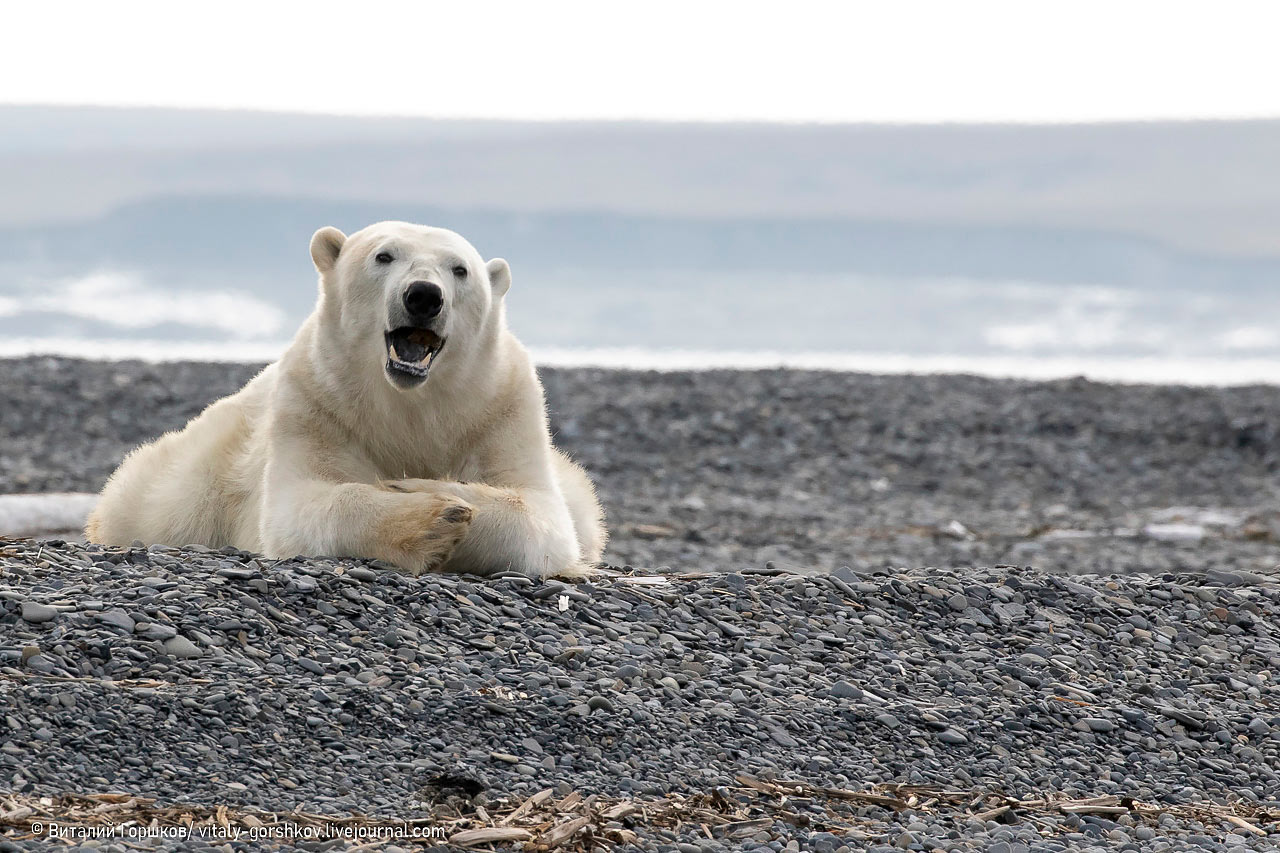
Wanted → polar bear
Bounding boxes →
[86,221,606,578]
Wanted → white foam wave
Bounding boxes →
[531,348,1280,386]
[0,336,292,363]
[1,338,1277,386]
[0,272,286,339]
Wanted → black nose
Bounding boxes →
[403,281,443,321]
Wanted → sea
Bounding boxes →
[1,199,1278,386]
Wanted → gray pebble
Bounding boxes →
[830,680,861,699]
[20,601,56,623]
[163,636,201,659]
[96,609,136,632]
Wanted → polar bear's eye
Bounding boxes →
[375,251,394,264]
[452,265,468,279]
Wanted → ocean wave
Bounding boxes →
[1,338,1277,386]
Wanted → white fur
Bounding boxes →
[86,221,607,578]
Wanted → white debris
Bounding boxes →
[616,576,672,586]
[0,493,98,537]
[1039,529,1100,541]
[942,520,976,540]
[1142,522,1206,543]
[1148,506,1248,528]
[679,494,707,511]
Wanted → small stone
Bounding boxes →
[24,654,55,673]
[96,609,136,632]
[297,657,325,675]
[164,636,201,659]
[991,602,1027,623]
[1157,705,1205,730]
[141,623,178,640]
[216,566,255,580]
[875,713,902,729]
[20,602,56,623]
[830,680,861,699]
[947,593,969,612]
[770,728,798,748]
[937,728,968,745]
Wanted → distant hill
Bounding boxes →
[4,105,1280,259]
[1,194,1275,292]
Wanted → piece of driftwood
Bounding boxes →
[2,780,1275,851]
[449,826,535,846]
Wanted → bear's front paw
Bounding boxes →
[379,495,474,576]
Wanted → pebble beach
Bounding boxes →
[1,356,1279,851]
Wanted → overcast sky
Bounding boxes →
[2,0,1278,124]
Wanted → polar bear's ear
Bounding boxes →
[310,227,347,274]
[486,258,511,298]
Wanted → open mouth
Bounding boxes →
[384,326,445,385]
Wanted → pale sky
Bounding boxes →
[2,0,1279,123]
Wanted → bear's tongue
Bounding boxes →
[388,328,439,364]
[393,337,427,363]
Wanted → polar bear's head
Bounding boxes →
[309,221,511,391]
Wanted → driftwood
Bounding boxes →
[1,779,1275,850]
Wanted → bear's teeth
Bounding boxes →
[389,340,436,366]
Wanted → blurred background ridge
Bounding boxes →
[3,106,1280,381]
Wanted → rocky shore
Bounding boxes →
[4,357,1280,578]
[1,538,1278,851]
[1,357,1279,850]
